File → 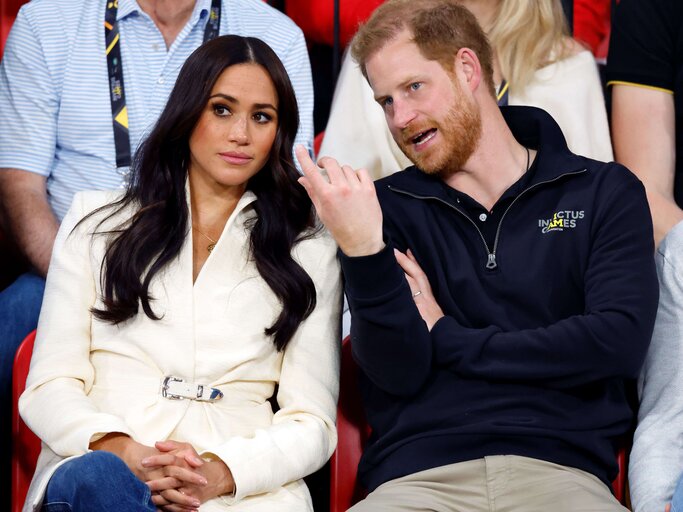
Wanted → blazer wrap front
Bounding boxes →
[19,190,343,511]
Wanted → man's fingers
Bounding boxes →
[317,155,346,185]
[403,272,418,291]
[356,167,372,184]
[295,145,319,178]
[341,164,360,184]
[394,248,420,277]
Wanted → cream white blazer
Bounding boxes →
[19,190,343,511]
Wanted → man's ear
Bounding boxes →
[453,47,482,93]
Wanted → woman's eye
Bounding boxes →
[253,112,273,124]
[213,105,230,116]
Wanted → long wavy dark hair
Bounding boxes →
[87,35,317,351]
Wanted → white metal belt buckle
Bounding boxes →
[161,376,223,402]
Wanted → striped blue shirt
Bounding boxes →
[0,0,314,220]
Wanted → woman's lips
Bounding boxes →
[219,152,253,165]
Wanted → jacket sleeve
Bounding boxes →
[629,224,683,512]
[429,174,658,389]
[19,192,136,456]
[340,245,434,397]
[203,234,343,503]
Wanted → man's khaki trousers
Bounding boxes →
[348,455,628,512]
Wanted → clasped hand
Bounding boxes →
[144,440,234,512]
[92,434,233,512]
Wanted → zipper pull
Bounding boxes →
[486,253,497,270]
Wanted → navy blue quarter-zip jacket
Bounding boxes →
[340,106,658,493]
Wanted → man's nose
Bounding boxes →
[391,99,417,130]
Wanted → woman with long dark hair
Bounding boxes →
[19,35,342,512]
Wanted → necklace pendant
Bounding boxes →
[207,243,216,253]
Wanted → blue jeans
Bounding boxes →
[42,451,156,511]
[1,272,45,511]
[672,471,683,512]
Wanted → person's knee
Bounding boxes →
[46,451,154,511]
[50,451,130,495]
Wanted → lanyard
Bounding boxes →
[496,79,509,107]
[104,0,222,169]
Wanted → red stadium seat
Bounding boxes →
[11,330,40,512]
[331,336,629,510]
[0,0,26,56]
[330,336,370,511]
[284,0,384,48]
[314,131,325,157]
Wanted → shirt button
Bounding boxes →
[158,77,165,84]
[479,213,487,222]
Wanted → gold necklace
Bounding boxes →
[193,225,217,252]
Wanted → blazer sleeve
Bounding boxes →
[203,233,343,503]
[18,191,135,456]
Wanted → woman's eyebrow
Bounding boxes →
[208,93,237,102]
[208,94,277,112]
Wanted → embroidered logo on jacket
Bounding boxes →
[538,210,585,233]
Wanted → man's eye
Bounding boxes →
[410,82,422,91]
[382,97,393,108]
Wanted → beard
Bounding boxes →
[395,92,482,177]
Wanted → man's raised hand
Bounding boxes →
[296,145,384,257]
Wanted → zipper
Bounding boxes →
[387,168,587,270]
[388,187,492,265]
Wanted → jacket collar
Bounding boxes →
[382,106,588,198]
